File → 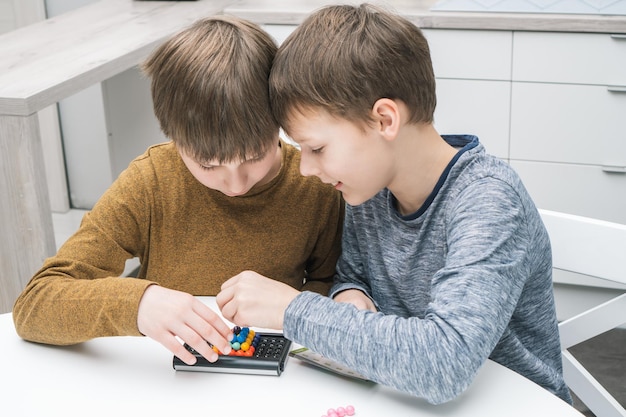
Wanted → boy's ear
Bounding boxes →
[371,98,401,141]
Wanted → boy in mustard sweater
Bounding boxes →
[12,15,344,366]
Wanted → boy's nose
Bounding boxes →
[299,153,318,178]
[224,171,248,195]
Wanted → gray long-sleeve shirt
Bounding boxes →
[283,135,572,405]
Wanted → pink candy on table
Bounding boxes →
[322,405,355,417]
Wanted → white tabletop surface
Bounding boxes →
[0,297,582,417]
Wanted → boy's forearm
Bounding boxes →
[13,275,150,345]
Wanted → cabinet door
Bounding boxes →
[513,32,626,86]
[424,29,512,81]
[103,67,168,179]
[262,24,296,45]
[511,160,626,225]
[510,82,626,167]
[435,79,511,159]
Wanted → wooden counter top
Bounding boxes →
[224,0,626,34]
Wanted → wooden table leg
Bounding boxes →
[0,114,56,314]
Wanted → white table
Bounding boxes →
[1,297,583,416]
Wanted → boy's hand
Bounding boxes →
[216,270,300,330]
[137,285,232,365]
[333,289,377,312]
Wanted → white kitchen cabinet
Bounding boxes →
[103,67,168,179]
[512,32,626,86]
[511,160,626,225]
[261,24,295,44]
[423,29,512,81]
[434,79,510,159]
[510,31,626,225]
[423,29,513,159]
[510,82,626,166]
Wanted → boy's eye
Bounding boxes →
[245,155,264,164]
[311,147,324,154]
[199,164,216,171]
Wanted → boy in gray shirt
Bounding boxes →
[217,4,572,406]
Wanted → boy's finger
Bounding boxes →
[217,298,239,324]
[219,274,240,290]
[190,303,233,354]
[215,286,234,311]
[160,333,199,365]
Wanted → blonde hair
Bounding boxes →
[270,4,436,133]
[142,15,279,163]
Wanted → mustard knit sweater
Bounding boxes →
[13,141,344,345]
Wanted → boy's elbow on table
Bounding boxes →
[379,351,478,405]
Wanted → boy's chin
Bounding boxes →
[220,189,251,197]
[343,192,373,207]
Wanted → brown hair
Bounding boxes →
[142,15,279,163]
[270,4,436,133]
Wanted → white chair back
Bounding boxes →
[540,209,626,417]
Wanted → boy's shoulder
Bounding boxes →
[457,143,520,186]
[129,141,179,169]
[443,139,536,211]
[134,141,176,161]
[122,141,183,180]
